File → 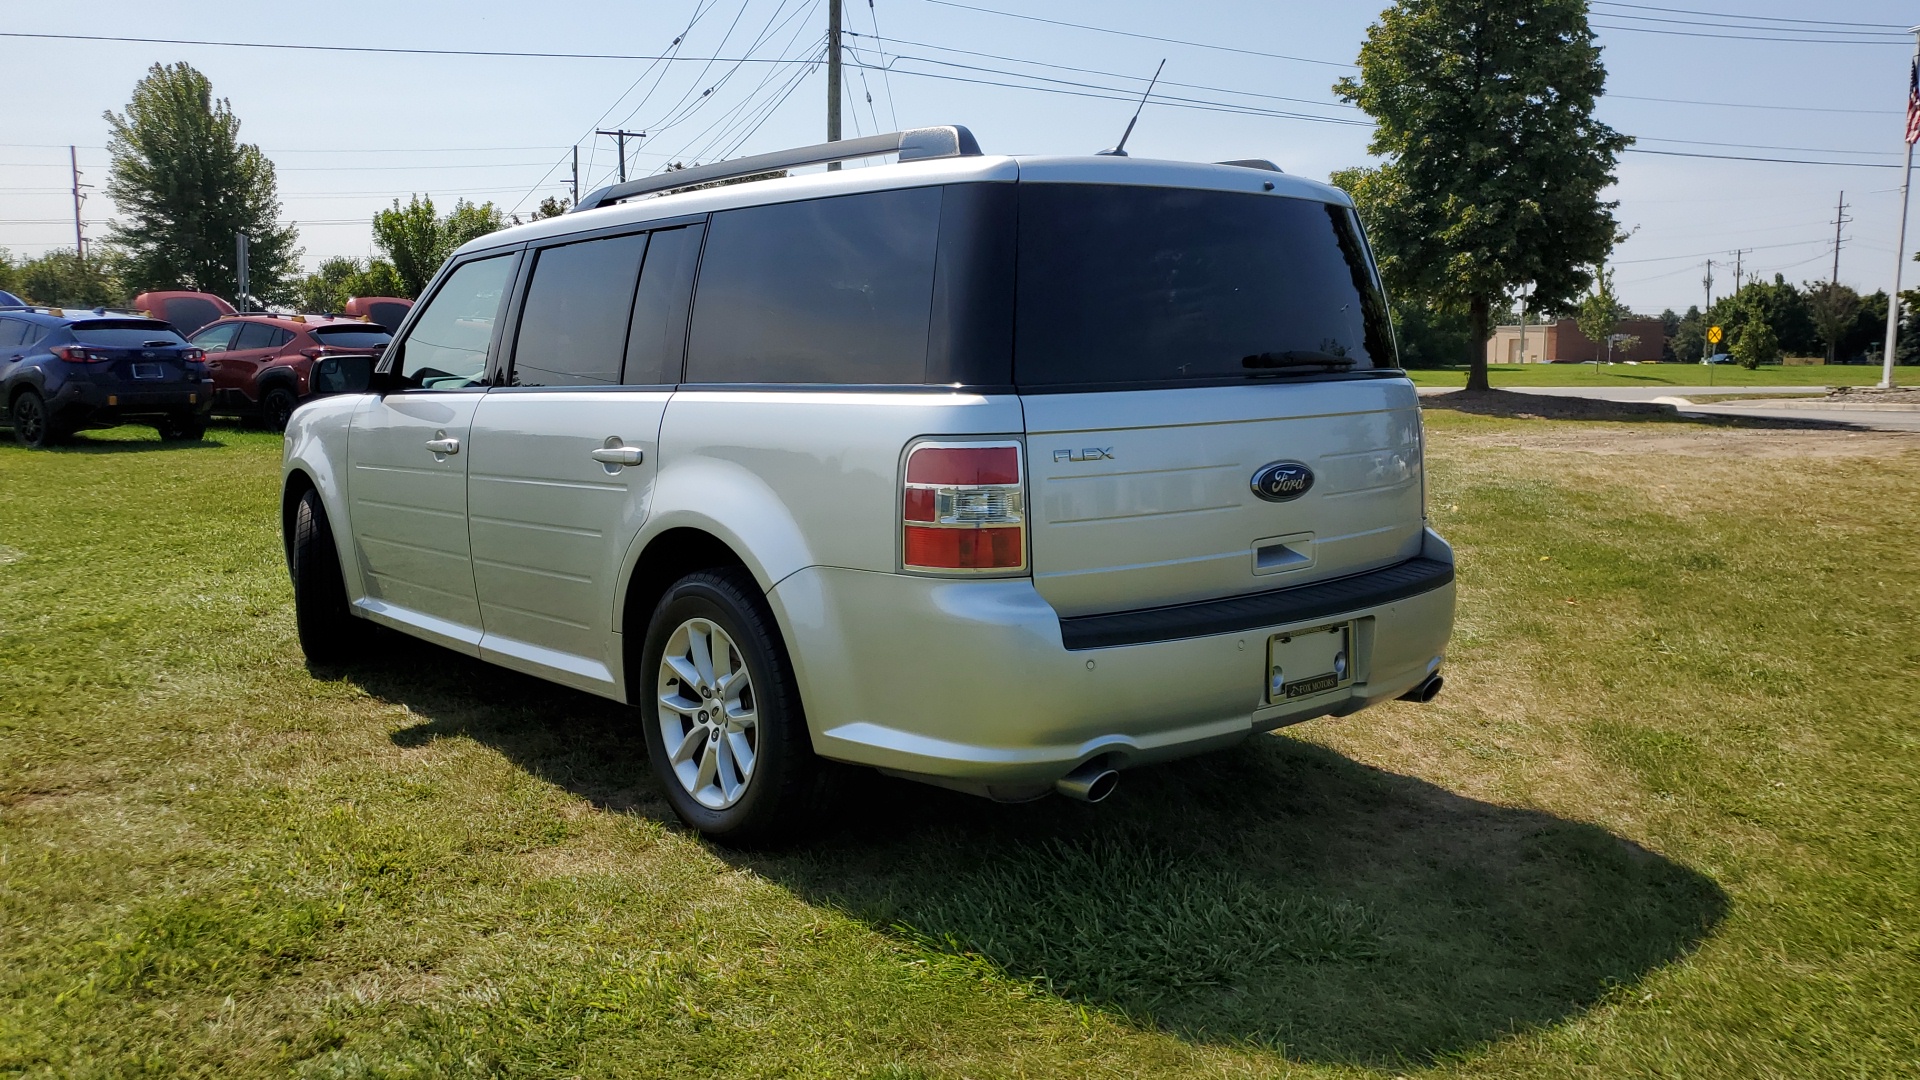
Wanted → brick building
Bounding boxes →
[1486,317,1667,364]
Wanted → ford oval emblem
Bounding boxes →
[1251,461,1314,502]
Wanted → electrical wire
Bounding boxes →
[1591,1,1906,31]
[1624,147,1902,169]
[1590,22,1905,46]
[0,30,824,63]
[864,0,901,130]
[914,0,1354,68]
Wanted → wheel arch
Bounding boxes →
[617,527,762,706]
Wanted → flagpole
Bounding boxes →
[1881,29,1920,390]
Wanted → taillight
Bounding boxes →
[902,442,1026,573]
[51,345,111,363]
[182,348,205,362]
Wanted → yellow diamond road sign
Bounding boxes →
[1708,325,1723,344]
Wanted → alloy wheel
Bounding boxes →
[656,617,759,809]
[13,393,46,447]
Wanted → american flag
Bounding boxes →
[1908,57,1920,144]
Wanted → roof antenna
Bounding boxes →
[1096,59,1165,157]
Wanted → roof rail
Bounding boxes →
[1215,159,1283,173]
[571,125,982,212]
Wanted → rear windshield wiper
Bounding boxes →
[1241,350,1357,373]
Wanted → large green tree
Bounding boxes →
[1334,0,1630,390]
[292,256,407,314]
[103,62,299,304]
[372,195,506,297]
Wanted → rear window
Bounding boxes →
[1014,184,1396,389]
[367,301,410,333]
[71,323,188,347]
[311,325,393,349]
[158,297,224,335]
[686,187,941,384]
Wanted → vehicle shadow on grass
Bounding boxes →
[1425,387,1859,429]
[351,635,1726,1066]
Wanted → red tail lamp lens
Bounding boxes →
[902,443,1025,572]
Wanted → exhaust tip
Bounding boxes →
[1399,673,1444,703]
[1056,762,1119,803]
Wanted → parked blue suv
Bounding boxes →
[0,308,213,447]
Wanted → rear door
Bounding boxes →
[466,222,703,694]
[346,252,519,651]
[212,321,285,400]
[1013,180,1423,618]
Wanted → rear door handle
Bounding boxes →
[590,445,644,467]
[425,436,460,455]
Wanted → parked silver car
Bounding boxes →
[282,126,1455,842]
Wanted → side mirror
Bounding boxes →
[311,355,374,396]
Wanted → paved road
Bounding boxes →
[1415,384,1832,401]
[1417,384,1920,432]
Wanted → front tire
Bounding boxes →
[640,569,818,845]
[288,486,360,665]
[156,412,207,441]
[11,390,61,449]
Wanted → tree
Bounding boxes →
[532,196,570,220]
[293,256,409,313]
[1334,0,1629,390]
[10,250,120,307]
[1730,295,1780,369]
[1705,275,1816,358]
[1804,281,1861,365]
[1574,262,1624,365]
[103,62,300,304]
[372,195,506,297]
[1671,305,1707,364]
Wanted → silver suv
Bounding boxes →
[282,126,1455,842]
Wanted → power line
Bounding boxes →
[1590,21,1905,45]
[915,0,1354,68]
[1590,1,1905,31]
[1606,93,1894,117]
[0,30,826,63]
[1623,147,1903,169]
[1594,11,1904,38]
[1633,136,1899,159]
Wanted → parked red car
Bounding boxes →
[341,295,412,334]
[132,291,235,337]
[187,314,390,430]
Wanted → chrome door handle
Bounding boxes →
[424,436,460,455]
[590,445,644,467]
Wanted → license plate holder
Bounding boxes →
[131,362,164,380]
[1266,623,1353,704]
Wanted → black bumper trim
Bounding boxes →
[1058,556,1455,651]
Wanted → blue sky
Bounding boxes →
[3,0,1913,315]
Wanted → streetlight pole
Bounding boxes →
[1879,25,1920,389]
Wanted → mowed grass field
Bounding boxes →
[1,410,1917,1078]
[1406,363,1895,388]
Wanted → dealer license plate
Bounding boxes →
[1266,623,1353,704]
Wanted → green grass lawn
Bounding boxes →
[1407,363,1897,388]
[2,416,1917,1077]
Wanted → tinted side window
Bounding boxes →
[162,298,223,336]
[0,319,27,349]
[233,322,280,350]
[190,322,240,352]
[511,232,647,387]
[624,224,704,385]
[396,255,515,389]
[686,188,941,384]
[368,302,410,333]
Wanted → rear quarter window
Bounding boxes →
[1013,184,1397,390]
[686,187,941,384]
[158,298,223,336]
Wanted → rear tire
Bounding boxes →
[288,486,360,665]
[156,412,206,441]
[11,390,61,449]
[260,386,300,433]
[639,568,818,846]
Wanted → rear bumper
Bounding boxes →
[769,528,1456,795]
[51,377,214,424]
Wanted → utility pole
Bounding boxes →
[1830,190,1852,290]
[1702,259,1715,360]
[235,232,250,312]
[69,145,87,262]
[596,129,646,183]
[826,0,843,169]
[571,145,580,207]
[1730,248,1749,294]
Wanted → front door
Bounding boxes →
[345,252,519,652]
[465,225,701,696]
